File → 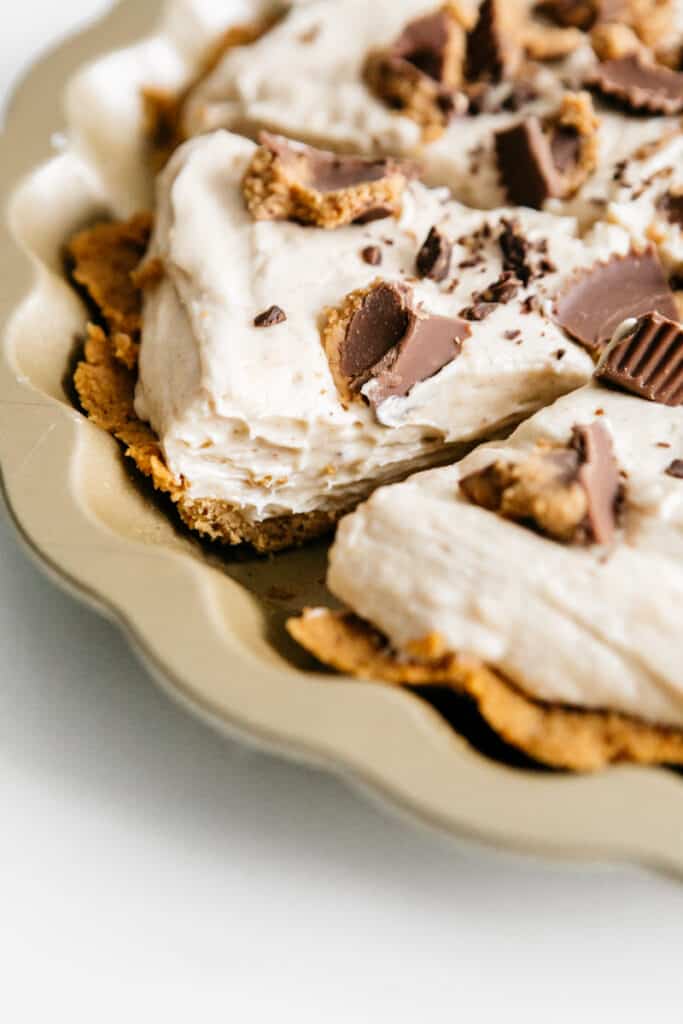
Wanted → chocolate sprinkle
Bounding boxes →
[361,245,383,266]
[554,248,679,355]
[416,226,452,281]
[666,459,683,478]
[590,55,683,116]
[499,219,532,285]
[595,312,683,406]
[254,305,287,328]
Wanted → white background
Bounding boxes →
[1,3,682,1020]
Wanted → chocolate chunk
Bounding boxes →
[495,92,598,208]
[499,219,532,285]
[466,0,520,83]
[364,8,469,141]
[571,422,621,545]
[364,312,471,406]
[504,329,521,340]
[460,420,621,545]
[555,248,679,355]
[322,281,470,405]
[657,191,683,227]
[590,54,683,115]
[595,312,683,405]
[495,118,565,208]
[666,459,683,478]
[416,226,452,281]
[393,8,457,83]
[243,133,419,229]
[361,245,383,266]
[254,305,287,328]
[342,283,411,383]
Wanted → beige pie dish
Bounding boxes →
[1,0,683,876]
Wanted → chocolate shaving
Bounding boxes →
[595,312,683,406]
[555,248,678,355]
[460,271,521,320]
[590,54,683,115]
[361,245,383,266]
[364,311,471,406]
[466,0,520,83]
[499,219,532,285]
[254,305,287,328]
[666,459,683,478]
[416,225,452,281]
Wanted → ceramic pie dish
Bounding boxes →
[1,0,683,876]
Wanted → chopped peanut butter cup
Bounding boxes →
[242,133,419,229]
[595,312,683,405]
[538,0,627,30]
[460,420,621,545]
[495,92,599,208]
[590,53,683,114]
[364,5,470,141]
[322,281,470,407]
[465,0,522,84]
[554,247,678,355]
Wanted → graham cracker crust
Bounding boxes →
[287,609,683,772]
[67,216,341,554]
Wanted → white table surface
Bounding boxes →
[1,3,682,1020]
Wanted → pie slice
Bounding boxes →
[288,368,683,769]
[70,129,636,551]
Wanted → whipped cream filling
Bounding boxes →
[134,129,627,520]
[604,132,683,275]
[181,0,683,225]
[327,385,683,728]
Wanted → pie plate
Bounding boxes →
[1,0,682,876]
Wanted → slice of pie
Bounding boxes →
[289,313,683,770]
[69,129,643,551]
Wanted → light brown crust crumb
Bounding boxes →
[590,21,644,60]
[68,217,342,553]
[523,23,584,61]
[65,213,153,337]
[143,16,282,171]
[287,609,683,772]
[553,91,600,197]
